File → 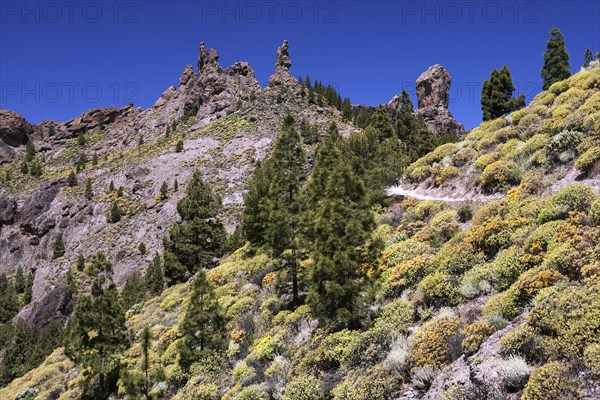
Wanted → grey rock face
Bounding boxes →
[0,140,15,164]
[21,284,75,331]
[0,109,33,147]
[19,180,64,237]
[47,105,134,140]
[415,65,465,137]
[0,198,18,226]
[179,65,196,86]
[416,64,451,109]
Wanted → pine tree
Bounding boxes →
[108,180,115,192]
[109,202,122,223]
[175,140,184,153]
[76,153,87,172]
[26,141,36,162]
[303,123,343,245]
[163,171,226,284]
[15,267,25,293]
[173,179,179,192]
[67,170,77,187]
[264,115,306,305]
[92,153,99,166]
[0,274,19,323]
[145,254,164,296]
[64,261,127,399]
[306,161,375,324]
[141,327,151,399]
[121,271,145,309]
[160,181,169,200]
[77,254,86,271]
[23,270,33,304]
[20,162,28,175]
[179,270,226,368]
[77,132,86,146]
[48,126,55,136]
[583,48,594,67]
[53,234,65,259]
[242,159,273,246]
[541,28,571,90]
[138,242,147,255]
[481,66,526,121]
[29,157,43,177]
[345,108,409,204]
[117,186,124,198]
[84,178,93,200]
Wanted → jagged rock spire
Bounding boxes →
[198,41,220,72]
[268,40,299,89]
[275,39,292,71]
[179,65,196,86]
[415,64,464,136]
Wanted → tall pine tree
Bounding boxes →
[481,66,526,121]
[163,171,226,284]
[178,270,226,369]
[145,254,164,296]
[541,28,571,90]
[306,161,375,325]
[64,254,127,399]
[264,115,306,305]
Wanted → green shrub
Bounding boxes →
[331,369,387,400]
[575,146,600,174]
[282,375,324,400]
[499,355,530,392]
[429,210,459,244]
[474,152,500,170]
[480,160,521,192]
[461,246,526,297]
[583,343,600,375]
[538,183,596,223]
[409,317,463,370]
[548,130,582,158]
[483,285,522,319]
[461,321,494,354]
[418,272,459,307]
[590,198,600,225]
[526,285,600,361]
[501,324,542,362]
[521,361,581,400]
[374,300,415,331]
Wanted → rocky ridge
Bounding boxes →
[0,40,355,320]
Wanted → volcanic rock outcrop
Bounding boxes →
[0,109,33,163]
[268,40,300,91]
[414,64,465,136]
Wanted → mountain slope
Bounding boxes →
[2,64,599,399]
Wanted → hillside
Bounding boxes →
[402,64,600,199]
[1,44,599,400]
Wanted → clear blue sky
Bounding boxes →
[1,1,599,130]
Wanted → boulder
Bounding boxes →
[0,109,33,146]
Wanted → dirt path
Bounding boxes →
[386,186,504,203]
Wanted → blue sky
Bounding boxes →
[1,1,599,130]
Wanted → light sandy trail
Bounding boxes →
[386,186,504,202]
